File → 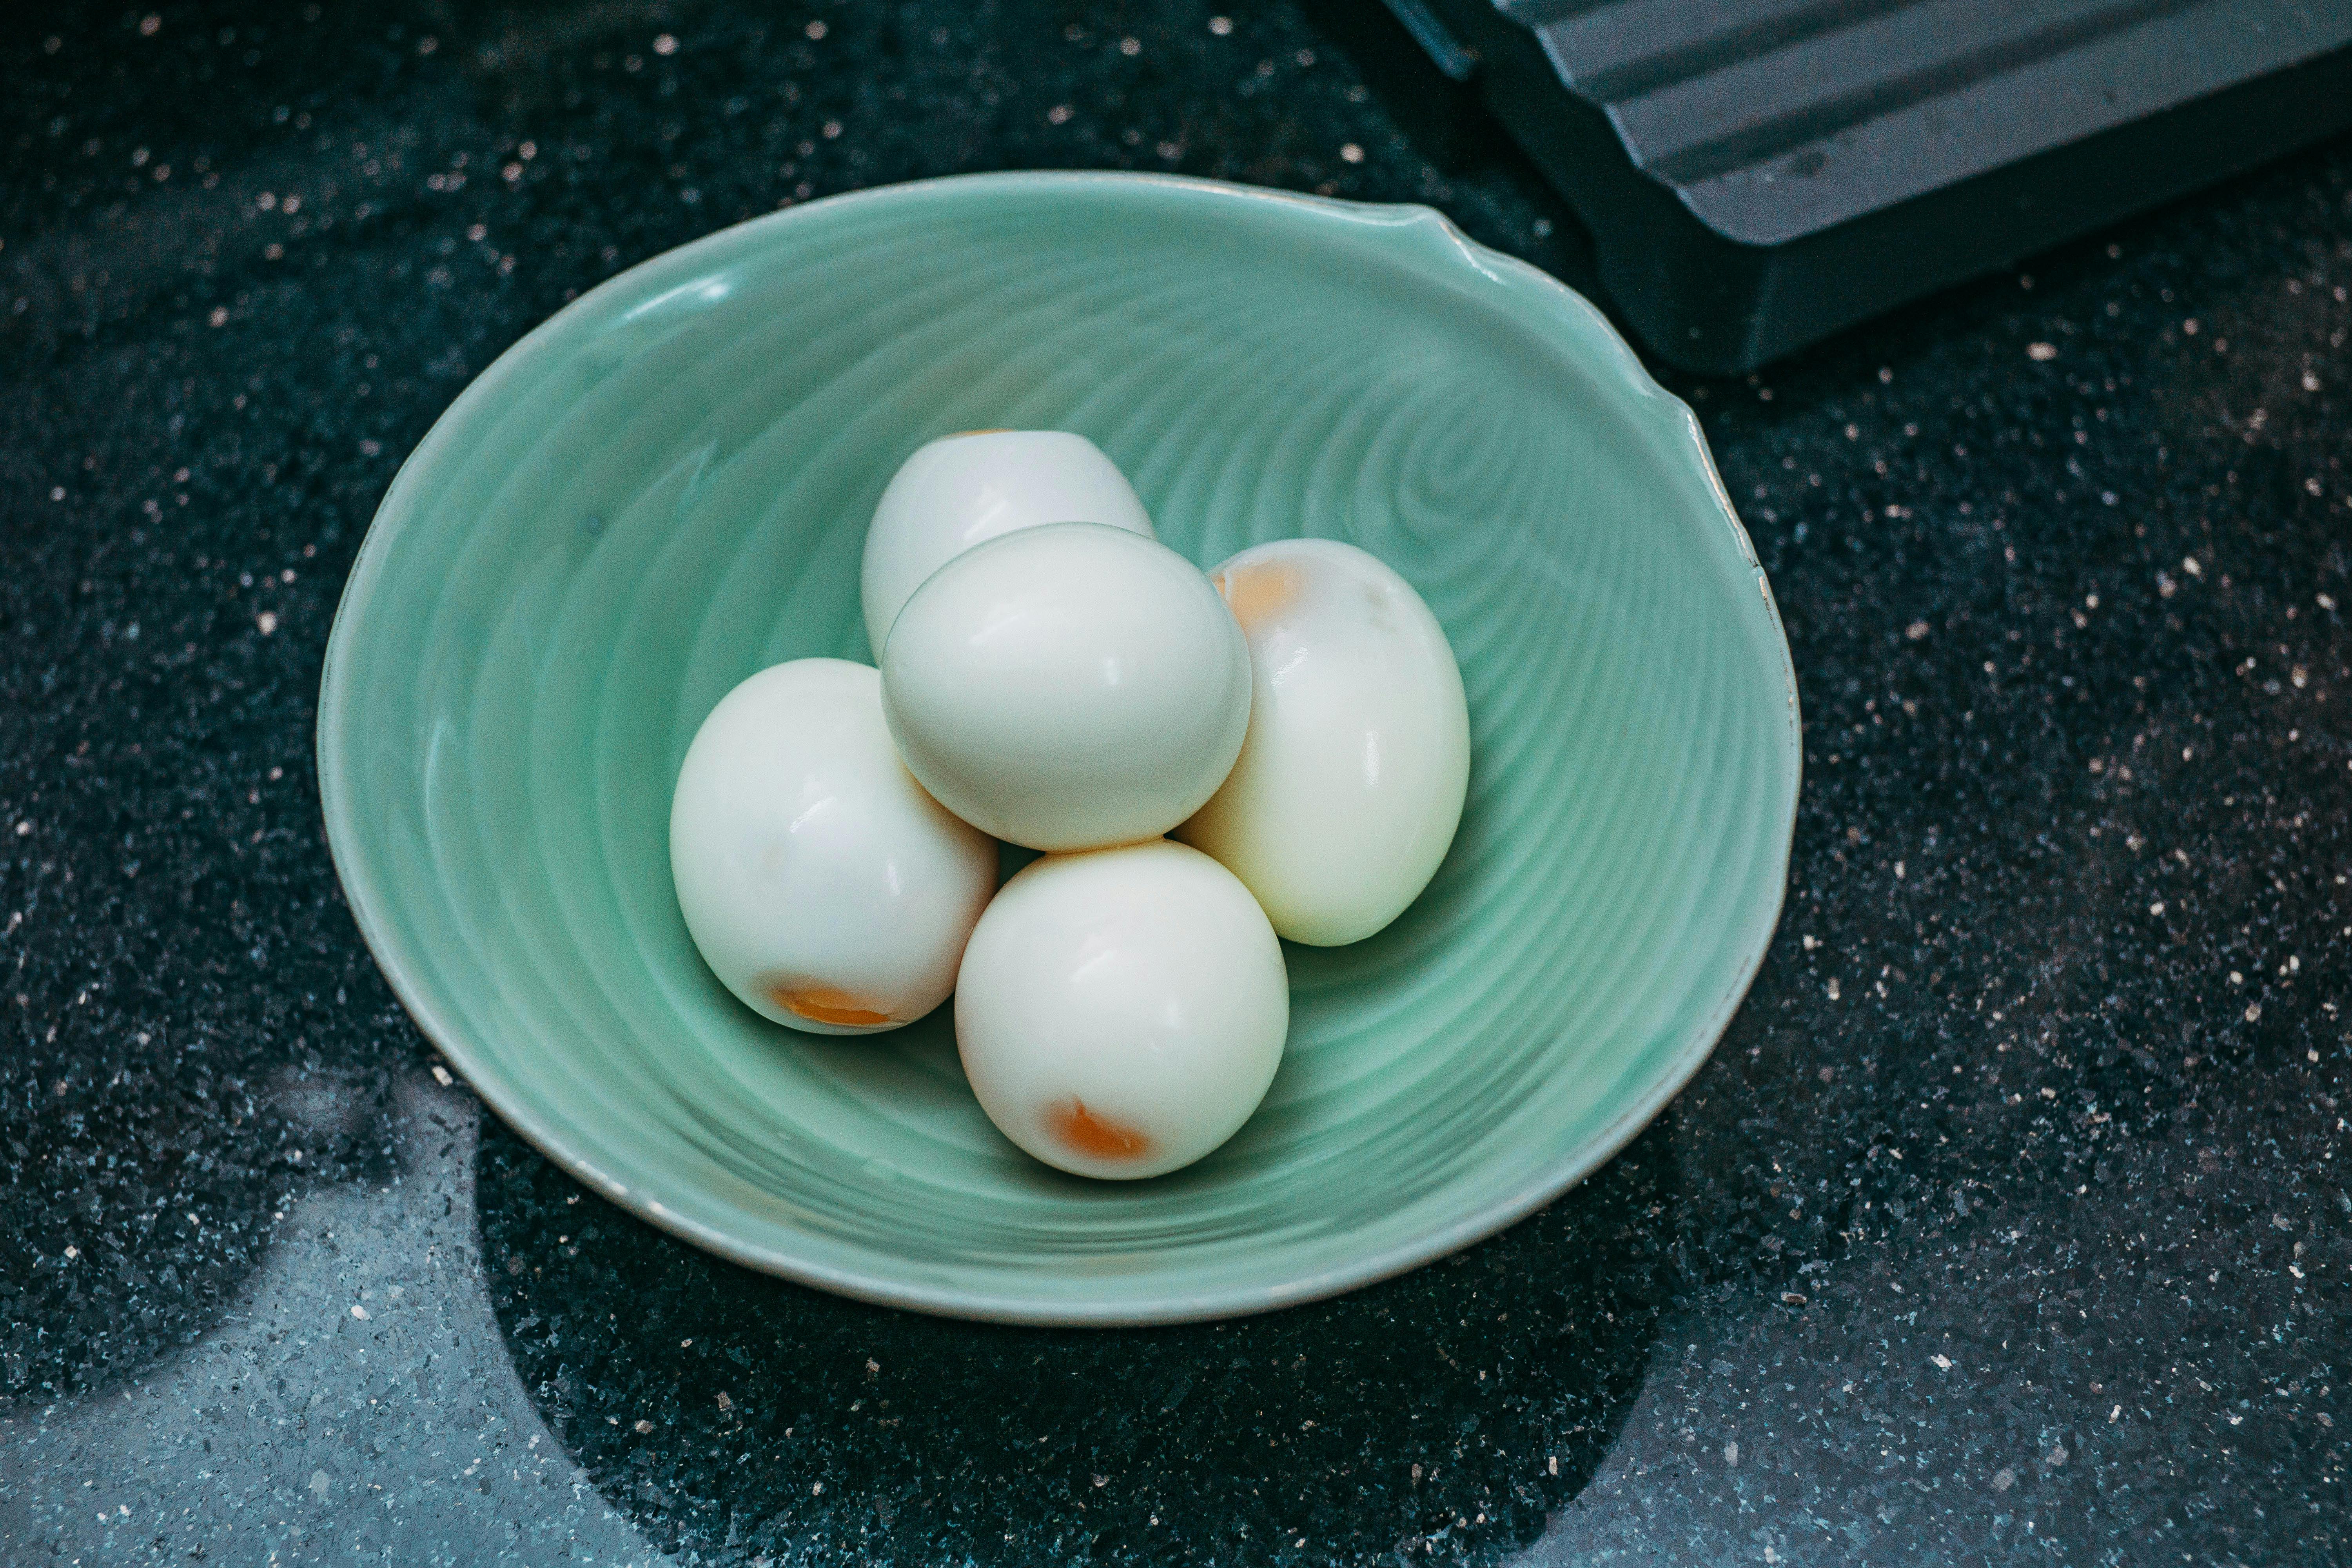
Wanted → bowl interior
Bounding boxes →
[319,173,1798,1323]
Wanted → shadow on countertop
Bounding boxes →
[476,1111,1679,1566]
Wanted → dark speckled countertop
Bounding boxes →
[3,3,2348,1564]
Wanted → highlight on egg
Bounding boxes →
[955,840,1289,1180]
[668,658,998,1034]
[880,521,1252,853]
[1175,537,1470,946]
[860,429,1155,656]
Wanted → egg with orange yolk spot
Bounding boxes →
[768,985,896,1029]
[1212,556,1303,629]
[955,840,1288,1179]
[669,659,997,1035]
[860,429,1155,656]
[1176,538,1470,946]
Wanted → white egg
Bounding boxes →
[860,430,1155,655]
[1175,538,1470,946]
[669,658,996,1034]
[956,840,1288,1179]
[880,522,1252,853]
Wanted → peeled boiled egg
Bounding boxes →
[860,430,1155,655]
[880,521,1252,852]
[1175,538,1470,946]
[669,658,996,1034]
[956,840,1288,1179]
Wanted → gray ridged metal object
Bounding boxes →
[1382,0,2352,371]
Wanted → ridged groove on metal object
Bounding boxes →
[1540,0,2214,181]
[317,174,1800,1323]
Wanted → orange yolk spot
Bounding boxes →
[1047,1099,1153,1161]
[769,984,895,1028]
[1214,559,1301,632]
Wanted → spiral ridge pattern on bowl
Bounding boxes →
[318,174,1800,1323]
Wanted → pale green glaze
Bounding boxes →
[317,172,1801,1325]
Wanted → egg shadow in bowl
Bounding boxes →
[319,172,1797,1326]
[477,1107,1681,1565]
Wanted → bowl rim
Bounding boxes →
[316,168,1802,1326]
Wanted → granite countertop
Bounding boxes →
[2,3,2346,1563]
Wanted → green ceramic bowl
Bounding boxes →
[318,172,1800,1325]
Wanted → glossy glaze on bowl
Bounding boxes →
[316,172,1800,1324]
